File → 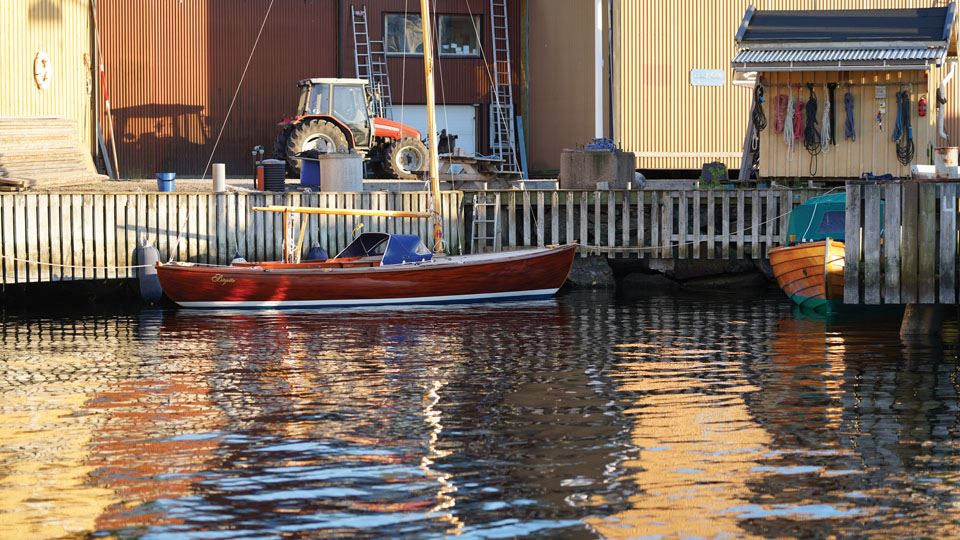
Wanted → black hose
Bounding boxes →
[894,90,915,166]
[803,83,821,175]
[752,84,767,132]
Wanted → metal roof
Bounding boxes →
[732,47,947,71]
[732,3,955,72]
[739,6,953,44]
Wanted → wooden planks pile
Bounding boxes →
[0,117,106,189]
[844,182,958,305]
[0,191,463,285]
[465,189,824,259]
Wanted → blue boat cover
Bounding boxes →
[335,232,390,258]
[381,234,433,265]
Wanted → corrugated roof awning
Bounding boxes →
[732,47,947,72]
[732,3,956,72]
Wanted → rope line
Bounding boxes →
[200,0,275,180]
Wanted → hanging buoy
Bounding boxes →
[136,241,163,304]
[919,95,928,117]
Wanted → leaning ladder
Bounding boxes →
[351,4,393,119]
[471,192,501,253]
[488,0,520,174]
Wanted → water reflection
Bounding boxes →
[0,292,959,537]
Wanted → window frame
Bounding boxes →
[382,12,483,58]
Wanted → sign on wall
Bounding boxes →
[690,69,725,87]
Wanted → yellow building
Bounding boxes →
[527,0,960,175]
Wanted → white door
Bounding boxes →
[392,104,477,156]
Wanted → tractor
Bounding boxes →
[274,78,428,179]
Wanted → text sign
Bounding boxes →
[690,69,725,87]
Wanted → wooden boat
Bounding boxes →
[768,193,849,313]
[156,0,577,309]
[768,239,844,314]
[157,233,576,308]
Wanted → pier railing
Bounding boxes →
[844,182,958,305]
[0,191,463,285]
[0,188,827,285]
[465,189,824,258]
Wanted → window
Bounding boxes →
[308,84,329,115]
[384,13,481,57]
[332,85,368,125]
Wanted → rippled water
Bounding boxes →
[1,289,959,538]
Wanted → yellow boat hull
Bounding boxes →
[768,240,844,313]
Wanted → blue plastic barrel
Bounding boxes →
[156,172,176,192]
[300,158,320,187]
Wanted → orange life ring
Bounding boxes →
[34,51,51,90]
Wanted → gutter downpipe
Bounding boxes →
[939,60,956,140]
[594,0,603,139]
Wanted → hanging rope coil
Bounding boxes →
[773,93,788,134]
[784,87,796,156]
[827,83,838,145]
[751,84,767,132]
[792,96,803,141]
[893,89,915,165]
[803,84,822,176]
[820,85,832,152]
[844,90,856,142]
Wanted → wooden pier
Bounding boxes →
[466,189,823,259]
[844,182,959,305]
[0,188,824,286]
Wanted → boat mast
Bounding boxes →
[420,0,444,254]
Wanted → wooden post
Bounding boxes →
[844,183,862,304]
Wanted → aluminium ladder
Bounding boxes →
[351,5,394,119]
[471,192,501,253]
[488,0,520,175]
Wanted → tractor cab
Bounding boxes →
[295,78,372,148]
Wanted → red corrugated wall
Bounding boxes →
[98,0,519,176]
[98,0,338,176]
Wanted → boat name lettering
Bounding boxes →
[211,273,236,285]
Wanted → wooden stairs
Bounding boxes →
[0,117,106,190]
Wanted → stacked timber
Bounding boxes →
[0,117,106,189]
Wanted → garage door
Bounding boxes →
[392,104,477,156]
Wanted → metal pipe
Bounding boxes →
[594,0,603,139]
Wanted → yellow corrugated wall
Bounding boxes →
[0,0,95,152]
[615,0,959,172]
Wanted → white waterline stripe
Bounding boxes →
[177,288,559,309]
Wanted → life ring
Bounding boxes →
[34,51,51,90]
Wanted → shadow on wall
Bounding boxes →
[113,104,211,177]
[28,0,62,21]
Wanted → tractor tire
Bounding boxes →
[283,119,350,176]
[272,125,295,174]
[382,137,428,180]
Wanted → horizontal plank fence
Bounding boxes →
[0,191,463,285]
[845,182,959,305]
[465,189,825,259]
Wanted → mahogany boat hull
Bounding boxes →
[156,244,578,308]
[768,240,844,313]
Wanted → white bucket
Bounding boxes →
[934,147,959,178]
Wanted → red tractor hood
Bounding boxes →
[372,117,421,141]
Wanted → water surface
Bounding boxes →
[1,290,958,538]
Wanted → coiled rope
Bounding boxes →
[783,87,796,157]
[827,83,837,145]
[893,89,915,165]
[751,84,767,132]
[792,94,803,142]
[844,89,856,142]
[803,83,822,176]
[819,85,832,152]
[773,93,788,134]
